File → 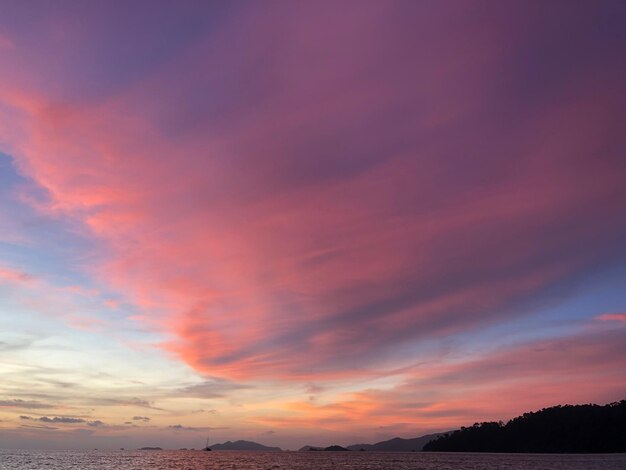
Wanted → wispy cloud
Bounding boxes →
[0,399,56,409]
[1,0,625,388]
[0,267,33,284]
[179,379,251,398]
[167,424,217,432]
[20,424,58,430]
[86,420,105,427]
[20,415,85,424]
[596,313,626,323]
[87,397,162,410]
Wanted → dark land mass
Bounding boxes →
[301,445,350,451]
[347,433,445,452]
[298,445,322,451]
[423,399,626,453]
[138,447,162,450]
[299,432,445,452]
[322,445,350,451]
[209,440,282,451]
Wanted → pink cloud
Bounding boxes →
[596,313,626,323]
[0,267,33,284]
[0,2,625,384]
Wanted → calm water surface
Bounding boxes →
[1,450,625,470]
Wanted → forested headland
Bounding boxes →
[423,400,626,453]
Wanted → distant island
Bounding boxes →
[209,440,282,451]
[302,445,350,451]
[324,445,349,451]
[423,399,626,453]
[138,447,162,450]
[298,433,445,452]
[347,434,444,452]
[298,445,322,451]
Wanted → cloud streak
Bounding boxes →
[167,424,215,432]
[0,267,33,284]
[20,415,85,424]
[0,399,56,409]
[596,313,626,323]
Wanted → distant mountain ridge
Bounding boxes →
[298,432,445,452]
[423,399,626,453]
[210,440,282,451]
[298,445,322,451]
[301,445,350,451]
[347,433,445,451]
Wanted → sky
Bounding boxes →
[0,0,625,451]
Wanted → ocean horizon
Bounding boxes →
[1,449,626,470]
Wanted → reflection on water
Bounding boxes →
[1,450,625,470]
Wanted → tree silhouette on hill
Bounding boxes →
[423,400,626,453]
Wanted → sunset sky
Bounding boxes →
[1,0,625,450]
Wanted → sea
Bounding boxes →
[1,450,625,469]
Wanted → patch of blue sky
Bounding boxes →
[0,152,155,345]
[448,261,626,359]
[0,152,118,297]
[392,259,626,369]
[1,153,85,245]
